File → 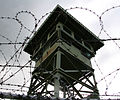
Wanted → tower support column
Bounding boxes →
[54,73,60,98]
[54,50,61,98]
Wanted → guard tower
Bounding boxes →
[24,5,104,99]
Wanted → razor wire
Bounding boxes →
[0,4,120,99]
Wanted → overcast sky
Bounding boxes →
[0,0,120,99]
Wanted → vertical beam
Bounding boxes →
[54,23,62,98]
[54,50,61,98]
[54,73,60,97]
[63,86,66,98]
[92,72,99,93]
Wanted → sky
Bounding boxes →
[0,0,120,99]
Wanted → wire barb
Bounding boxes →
[0,4,120,99]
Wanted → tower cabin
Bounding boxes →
[24,5,104,98]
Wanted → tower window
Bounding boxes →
[41,35,47,47]
[84,42,92,50]
[48,26,56,38]
[74,33,82,44]
[63,25,72,36]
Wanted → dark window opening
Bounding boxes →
[49,26,56,38]
[74,33,82,44]
[61,31,72,46]
[84,42,91,50]
[41,35,47,47]
[63,25,72,35]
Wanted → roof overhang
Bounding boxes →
[24,5,104,55]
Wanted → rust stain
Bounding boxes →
[42,45,56,61]
[36,44,58,66]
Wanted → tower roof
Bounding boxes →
[24,5,104,55]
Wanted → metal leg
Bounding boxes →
[54,50,61,98]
